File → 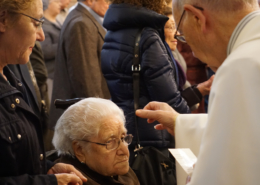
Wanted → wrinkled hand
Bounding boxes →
[135,102,179,136]
[55,173,83,185]
[48,163,87,185]
[197,75,215,96]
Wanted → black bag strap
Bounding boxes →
[132,28,144,151]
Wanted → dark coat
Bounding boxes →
[49,4,110,131]
[101,4,190,148]
[30,42,53,151]
[57,155,140,185]
[40,18,61,79]
[0,66,56,185]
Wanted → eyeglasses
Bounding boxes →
[78,134,133,151]
[174,6,204,43]
[165,26,176,32]
[20,13,44,30]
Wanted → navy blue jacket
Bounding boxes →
[0,67,56,185]
[101,4,190,148]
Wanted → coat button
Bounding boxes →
[17,134,21,140]
[40,154,44,161]
[18,83,22,86]
[11,104,15,109]
[15,98,20,104]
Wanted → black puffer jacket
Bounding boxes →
[101,4,190,148]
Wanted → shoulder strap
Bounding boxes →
[132,28,144,150]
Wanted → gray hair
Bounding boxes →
[173,0,259,12]
[52,97,126,156]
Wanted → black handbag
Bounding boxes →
[131,28,177,185]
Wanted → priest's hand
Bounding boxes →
[136,101,179,136]
[48,163,87,184]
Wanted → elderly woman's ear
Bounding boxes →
[72,141,86,163]
[0,10,7,32]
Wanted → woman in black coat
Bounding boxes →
[0,0,86,184]
[101,0,212,162]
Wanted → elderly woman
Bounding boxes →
[0,0,86,184]
[53,98,140,185]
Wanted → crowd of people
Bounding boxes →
[0,0,260,184]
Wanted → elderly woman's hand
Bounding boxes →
[48,163,87,184]
[54,173,84,185]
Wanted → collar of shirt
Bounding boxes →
[79,2,104,28]
[227,10,260,56]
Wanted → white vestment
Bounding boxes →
[175,10,260,185]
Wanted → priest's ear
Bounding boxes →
[183,5,207,33]
[0,10,7,32]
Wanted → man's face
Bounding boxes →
[172,3,223,72]
[90,0,109,17]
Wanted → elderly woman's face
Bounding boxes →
[164,15,178,51]
[83,117,129,176]
[0,0,44,65]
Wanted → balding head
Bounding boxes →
[173,0,258,13]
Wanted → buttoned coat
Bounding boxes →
[0,66,56,185]
[49,4,110,131]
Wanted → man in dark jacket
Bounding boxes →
[49,0,110,142]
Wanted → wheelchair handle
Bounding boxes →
[54,98,85,109]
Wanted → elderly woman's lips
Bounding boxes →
[117,157,129,163]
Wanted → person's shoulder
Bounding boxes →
[140,27,164,50]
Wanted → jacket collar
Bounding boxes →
[0,67,21,99]
[75,3,106,40]
[227,10,260,56]
[103,3,168,31]
[43,18,62,30]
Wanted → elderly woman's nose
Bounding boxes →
[36,28,45,41]
[117,140,129,155]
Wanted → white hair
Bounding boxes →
[52,97,126,156]
[173,0,258,12]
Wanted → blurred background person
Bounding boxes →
[165,0,208,113]
[41,0,61,102]
[56,0,71,26]
[53,98,140,185]
[49,0,110,149]
[30,41,54,150]
[162,6,214,110]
